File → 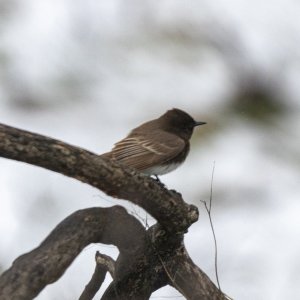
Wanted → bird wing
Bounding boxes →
[110,132,185,171]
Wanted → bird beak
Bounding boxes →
[194,121,206,127]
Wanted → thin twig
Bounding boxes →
[209,161,215,212]
[201,161,221,291]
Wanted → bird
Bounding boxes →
[101,108,206,179]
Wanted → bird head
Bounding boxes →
[160,108,206,140]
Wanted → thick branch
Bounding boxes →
[167,246,228,300]
[100,226,229,300]
[0,123,231,300]
[0,123,198,232]
[0,206,146,300]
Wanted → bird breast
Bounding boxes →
[142,162,182,176]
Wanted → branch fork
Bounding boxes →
[0,123,229,300]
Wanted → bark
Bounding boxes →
[79,252,115,300]
[0,123,198,233]
[0,123,231,300]
[0,206,146,300]
[167,246,227,300]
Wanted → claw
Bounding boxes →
[153,175,166,188]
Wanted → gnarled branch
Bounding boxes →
[0,123,231,300]
[0,206,146,300]
[0,123,198,233]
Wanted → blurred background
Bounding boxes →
[1,1,300,299]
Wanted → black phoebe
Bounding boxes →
[101,108,206,177]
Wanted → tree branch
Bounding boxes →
[0,206,146,300]
[167,246,228,300]
[0,123,231,300]
[79,252,116,300]
[95,251,115,279]
[0,123,198,233]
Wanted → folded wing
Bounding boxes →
[110,132,185,171]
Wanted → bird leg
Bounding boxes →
[152,175,166,188]
[154,175,160,182]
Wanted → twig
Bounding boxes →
[201,161,221,291]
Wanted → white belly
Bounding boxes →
[142,162,182,176]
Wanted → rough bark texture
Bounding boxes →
[0,206,146,300]
[0,123,230,300]
[0,123,197,233]
[168,246,226,300]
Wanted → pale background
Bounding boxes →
[1,1,300,299]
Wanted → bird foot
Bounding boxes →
[153,175,166,188]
